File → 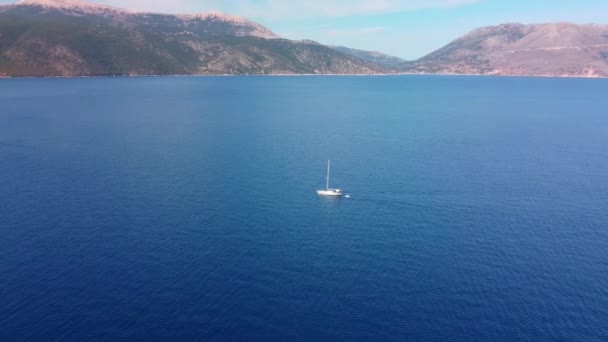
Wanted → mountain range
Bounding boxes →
[0,0,382,76]
[1,0,607,77]
[404,23,608,77]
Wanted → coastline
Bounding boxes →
[0,72,606,79]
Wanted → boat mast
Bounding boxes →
[326,160,330,190]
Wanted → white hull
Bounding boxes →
[317,189,343,197]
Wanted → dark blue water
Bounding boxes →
[1,76,607,341]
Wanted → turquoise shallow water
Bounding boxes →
[1,75,608,341]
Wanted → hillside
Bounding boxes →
[330,46,407,69]
[403,23,608,77]
[0,0,384,76]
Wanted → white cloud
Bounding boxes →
[224,0,481,20]
[325,26,387,37]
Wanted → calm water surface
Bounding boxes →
[1,76,607,341]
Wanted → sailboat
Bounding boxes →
[317,160,343,197]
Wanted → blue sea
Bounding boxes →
[1,76,607,341]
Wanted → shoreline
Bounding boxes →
[0,72,606,80]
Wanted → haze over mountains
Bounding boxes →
[1,0,608,77]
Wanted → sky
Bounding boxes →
[3,0,608,59]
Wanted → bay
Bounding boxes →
[1,75,607,341]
